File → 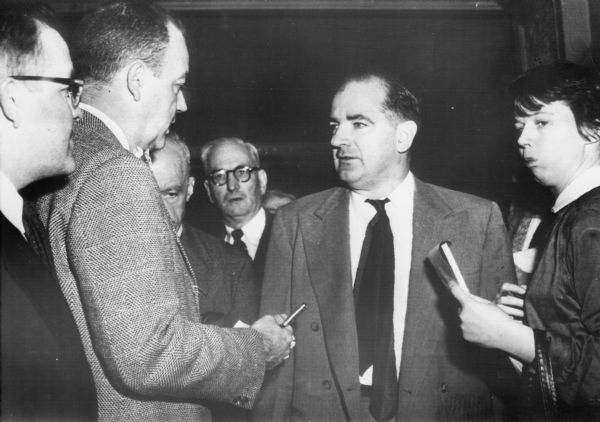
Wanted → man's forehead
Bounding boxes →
[210,143,253,166]
[332,80,386,115]
[37,22,73,77]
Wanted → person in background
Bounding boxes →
[37,2,293,420]
[150,132,259,420]
[201,137,272,288]
[150,132,258,328]
[255,72,517,421]
[451,61,600,420]
[263,188,296,215]
[0,5,96,420]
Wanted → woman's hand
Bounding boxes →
[448,280,535,362]
[494,283,527,320]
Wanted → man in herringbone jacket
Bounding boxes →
[37,3,293,421]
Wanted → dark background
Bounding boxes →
[60,7,522,228]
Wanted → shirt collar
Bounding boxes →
[80,102,146,159]
[349,172,415,219]
[552,165,600,213]
[0,171,25,236]
[225,207,266,242]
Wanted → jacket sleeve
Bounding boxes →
[546,210,600,408]
[252,210,294,421]
[67,156,266,407]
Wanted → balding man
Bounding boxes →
[151,133,258,328]
[37,3,292,420]
[0,6,96,419]
[201,137,272,287]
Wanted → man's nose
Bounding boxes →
[226,171,239,191]
[176,89,187,113]
[330,125,349,148]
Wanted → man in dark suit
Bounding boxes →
[150,132,258,328]
[201,137,273,287]
[37,3,293,421]
[0,7,96,420]
[151,133,260,421]
[255,73,517,421]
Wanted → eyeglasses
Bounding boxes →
[10,75,84,108]
[207,165,260,186]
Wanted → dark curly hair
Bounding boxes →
[511,62,600,143]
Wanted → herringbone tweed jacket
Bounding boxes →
[37,109,266,421]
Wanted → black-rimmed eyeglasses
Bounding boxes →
[207,165,260,186]
[10,76,84,108]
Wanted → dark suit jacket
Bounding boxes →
[255,181,518,421]
[37,110,266,421]
[1,212,96,421]
[204,210,273,289]
[180,223,258,327]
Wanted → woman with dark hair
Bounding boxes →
[450,62,600,420]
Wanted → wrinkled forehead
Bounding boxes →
[209,142,257,169]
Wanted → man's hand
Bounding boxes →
[251,314,294,370]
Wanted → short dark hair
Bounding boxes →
[0,4,57,75]
[338,72,420,125]
[72,1,185,83]
[511,61,600,142]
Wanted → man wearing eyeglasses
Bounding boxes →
[0,6,96,420]
[36,2,293,421]
[201,137,272,288]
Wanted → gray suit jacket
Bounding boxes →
[38,110,266,421]
[255,181,517,421]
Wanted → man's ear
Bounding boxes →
[257,168,268,196]
[0,78,21,127]
[203,179,215,204]
[395,120,417,153]
[186,176,196,202]
[126,61,146,102]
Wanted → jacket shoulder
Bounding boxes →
[419,181,497,213]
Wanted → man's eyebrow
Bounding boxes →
[347,114,374,124]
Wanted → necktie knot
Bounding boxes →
[231,229,244,242]
[231,228,248,254]
[366,198,389,215]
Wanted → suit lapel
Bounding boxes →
[300,188,360,409]
[398,180,451,403]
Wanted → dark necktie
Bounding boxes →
[22,200,53,267]
[231,229,248,254]
[354,199,398,422]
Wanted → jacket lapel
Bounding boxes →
[300,188,360,412]
[398,179,452,405]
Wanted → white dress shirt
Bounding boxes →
[0,171,25,238]
[224,207,266,260]
[349,172,415,383]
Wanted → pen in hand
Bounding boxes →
[280,303,307,327]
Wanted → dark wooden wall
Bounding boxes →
[43,0,598,229]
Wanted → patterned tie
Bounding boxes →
[231,229,248,254]
[355,199,397,421]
